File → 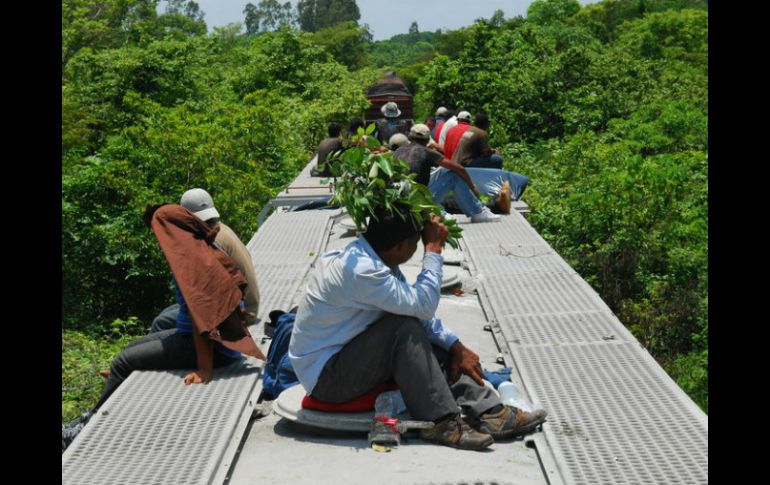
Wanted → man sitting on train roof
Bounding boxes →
[150,189,262,332]
[311,122,344,177]
[442,110,472,161]
[394,124,500,223]
[451,112,504,169]
[373,101,413,145]
[432,106,449,140]
[437,110,459,147]
[388,133,410,151]
[288,206,547,450]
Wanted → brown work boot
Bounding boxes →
[419,414,494,450]
[471,406,547,439]
[496,181,512,214]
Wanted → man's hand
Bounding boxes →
[428,140,444,153]
[449,340,484,386]
[422,214,448,254]
[184,368,213,385]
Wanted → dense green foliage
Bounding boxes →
[62,323,141,422]
[415,0,708,411]
[62,0,708,418]
[309,21,373,70]
[62,1,378,337]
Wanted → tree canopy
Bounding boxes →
[243,0,296,34]
[297,0,361,32]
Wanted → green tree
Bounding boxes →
[527,0,581,24]
[571,0,707,43]
[183,0,204,22]
[369,32,436,69]
[415,5,708,411]
[244,0,297,34]
[165,0,204,21]
[408,21,419,41]
[62,28,377,335]
[157,0,207,38]
[308,21,371,70]
[62,0,159,67]
[243,3,259,34]
[297,0,361,32]
[490,9,506,27]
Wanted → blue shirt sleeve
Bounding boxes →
[350,251,458,349]
[420,316,458,351]
[350,252,442,321]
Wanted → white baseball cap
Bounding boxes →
[180,188,220,221]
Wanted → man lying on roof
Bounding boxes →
[390,129,528,215]
[288,207,547,450]
[394,124,500,223]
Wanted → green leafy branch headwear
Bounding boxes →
[327,125,463,248]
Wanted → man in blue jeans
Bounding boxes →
[393,124,500,223]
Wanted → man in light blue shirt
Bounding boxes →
[289,205,547,450]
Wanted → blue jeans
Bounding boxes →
[465,168,529,201]
[428,168,484,217]
[468,153,503,169]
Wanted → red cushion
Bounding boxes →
[301,383,399,412]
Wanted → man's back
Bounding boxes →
[375,118,412,145]
[315,137,344,176]
[393,143,443,186]
[215,223,260,322]
[451,126,492,166]
[438,116,458,146]
[443,123,471,160]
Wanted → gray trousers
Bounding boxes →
[311,314,500,422]
[150,304,180,333]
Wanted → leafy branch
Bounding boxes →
[329,125,463,248]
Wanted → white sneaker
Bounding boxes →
[471,207,501,223]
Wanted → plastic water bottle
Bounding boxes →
[374,390,407,418]
[497,381,533,412]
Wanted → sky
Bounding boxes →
[161,0,600,41]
